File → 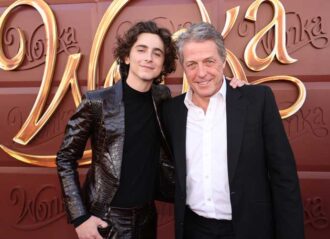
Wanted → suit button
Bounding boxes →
[230,191,235,195]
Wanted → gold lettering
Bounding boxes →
[88,0,130,90]
[15,53,82,145]
[221,6,240,38]
[226,49,248,83]
[244,0,297,71]
[104,61,121,87]
[0,0,26,70]
[0,54,84,166]
[195,0,211,23]
[0,0,58,145]
[0,0,307,167]
[251,75,306,119]
[222,7,248,83]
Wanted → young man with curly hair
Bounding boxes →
[56,21,176,239]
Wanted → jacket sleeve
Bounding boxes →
[262,87,305,239]
[56,94,95,223]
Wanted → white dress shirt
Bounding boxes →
[184,77,232,220]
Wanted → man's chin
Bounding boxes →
[193,90,215,99]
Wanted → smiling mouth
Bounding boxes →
[197,80,211,86]
[141,65,154,70]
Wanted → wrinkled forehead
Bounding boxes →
[182,40,221,60]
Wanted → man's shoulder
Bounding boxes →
[164,93,185,107]
[152,84,171,102]
[85,87,112,100]
[85,81,121,101]
[238,83,272,98]
[152,83,170,93]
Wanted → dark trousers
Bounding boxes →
[183,206,235,239]
[102,202,157,239]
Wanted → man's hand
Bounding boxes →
[75,215,108,239]
[229,76,248,88]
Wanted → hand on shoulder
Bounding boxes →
[228,76,249,88]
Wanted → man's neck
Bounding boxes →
[191,95,210,114]
[126,76,153,92]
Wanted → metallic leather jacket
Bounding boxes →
[56,80,174,223]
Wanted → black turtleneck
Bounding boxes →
[110,80,160,207]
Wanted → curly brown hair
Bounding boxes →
[114,21,177,84]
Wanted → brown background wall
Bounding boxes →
[0,0,329,238]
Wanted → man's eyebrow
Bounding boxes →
[135,44,164,54]
[203,57,216,61]
[135,44,148,49]
[185,60,196,64]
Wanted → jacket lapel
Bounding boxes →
[175,95,188,197]
[226,80,248,184]
[103,80,124,180]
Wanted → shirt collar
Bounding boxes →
[184,76,227,109]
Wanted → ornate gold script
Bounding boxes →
[244,0,297,71]
[0,0,306,167]
[0,0,57,145]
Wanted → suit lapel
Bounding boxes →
[175,95,188,197]
[226,81,248,184]
[103,80,124,180]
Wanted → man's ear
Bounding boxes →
[125,56,130,65]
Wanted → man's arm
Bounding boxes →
[56,95,94,222]
[262,86,305,239]
[56,95,109,239]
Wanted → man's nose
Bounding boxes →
[144,51,153,62]
[197,64,207,77]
